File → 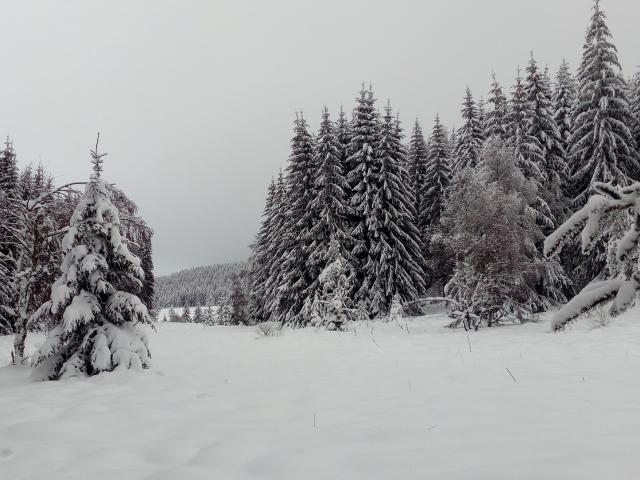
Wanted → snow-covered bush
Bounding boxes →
[545,182,640,330]
[255,321,283,337]
[388,294,404,323]
[587,302,611,329]
[441,145,541,327]
[440,140,571,328]
[29,140,152,379]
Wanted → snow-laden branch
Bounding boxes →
[546,181,640,330]
[23,182,86,211]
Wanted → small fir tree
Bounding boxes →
[31,137,152,379]
[230,274,248,325]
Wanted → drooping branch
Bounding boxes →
[546,181,640,330]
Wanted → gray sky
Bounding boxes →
[1,0,638,275]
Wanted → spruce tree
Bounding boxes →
[0,254,13,335]
[369,102,427,314]
[31,139,152,379]
[316,237,351,330]
[274,114,316,325]
[182,303,192,322]
[0,138,18,334]
[508,68,546,190]
[477,97,486,133]
[304,107,351,317]
[553,59,578,163]
[346,86,381,313]
[629,71,640,156]
[138,231,155,311]
[421,115,452,230]
[0,137,18,193]
[335,105,352,166]
[569,0,639,206]
[247,179,276,322]
[452,87,484,172]
[484,73,510,140]
[525,53,567,228]
[263,172,288,320]
[230,274,248,325]
[406,119,429,215]
[564,1,640,290]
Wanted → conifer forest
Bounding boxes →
[1,1,640,478]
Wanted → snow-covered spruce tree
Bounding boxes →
[272,114,316,325]
[563,0,639,289]
[508,68,543,178]
[484,73,510,141]
[553,59,577,159]
[421,115,452,288]
[544,181,640,330]
[452,87,484,173]
[0,254,14,335]
[406,119,429,216]
[303,107,351,318]
[345,86,381,315]
[421,115,451,231]
[31,139,152,379]
[8,166,82,361]
[203,306,215,325]
[193,305,204,323]
[629,71,640,157]
[217,303,232,325]
[182,301,193,322]
[230,273,249,325]
[477,97,486,134]
[570,0,639,206]
[521,57,573,306]
[315,237,352,330]
[110,187,155,311]
[263,171,288,321]
[525,53,568,229]
[137,231,155,312]
[0,137,18,194]
[336,105,352,167]
[0,138,18,334]
[368,102,426,315]
[247,179,276,323]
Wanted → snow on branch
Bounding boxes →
[547,181,640,330]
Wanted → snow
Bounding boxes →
[2,310,640,479]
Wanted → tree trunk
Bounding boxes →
[12,249,31,365]
[12,319,27,363]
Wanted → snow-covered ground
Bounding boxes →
[1,309,640,480]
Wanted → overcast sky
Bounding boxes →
[1,0,638,275]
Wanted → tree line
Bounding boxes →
[247,0,640,329]
[155,262,246,309]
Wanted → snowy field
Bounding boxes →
[1,309,640,480]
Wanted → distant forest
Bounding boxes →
[155,263,247,308]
